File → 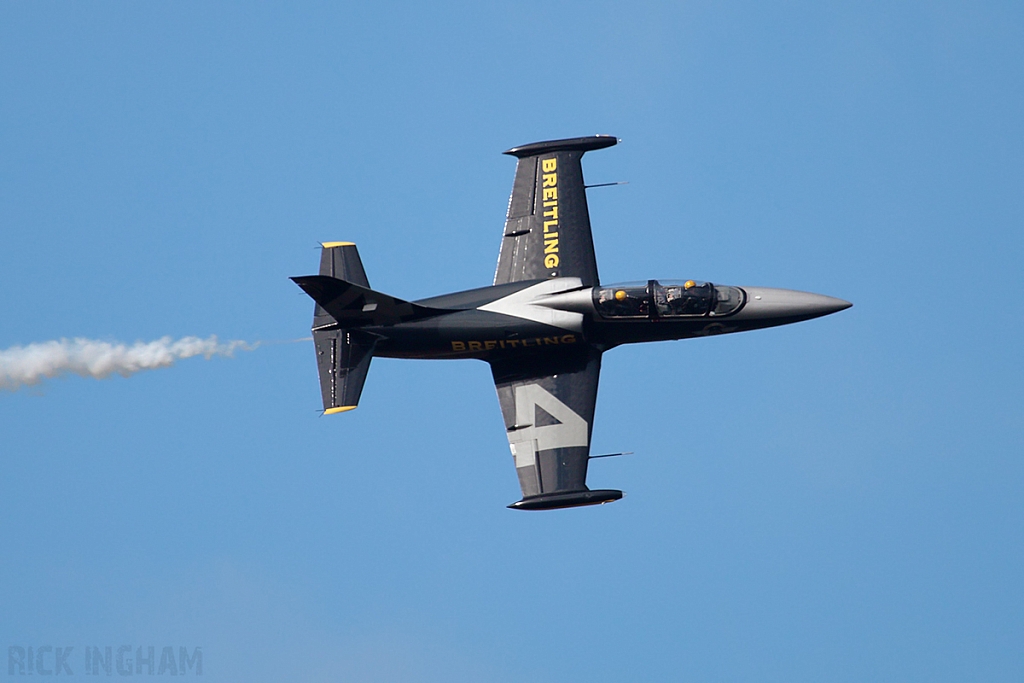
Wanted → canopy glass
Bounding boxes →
[594,280,745,319]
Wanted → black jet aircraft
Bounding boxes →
[292,135,850,510]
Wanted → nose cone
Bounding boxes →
[733,287,852,323]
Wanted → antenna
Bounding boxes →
[589,451,635,459]
[584,181,629,189]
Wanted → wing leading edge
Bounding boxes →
[494,135,617,287]
[491,350,622,510]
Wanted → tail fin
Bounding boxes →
[294,242,445,413]
[294,241,446,328]
[292,275,444,327]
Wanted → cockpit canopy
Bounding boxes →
[593,280,745,319]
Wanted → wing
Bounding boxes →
[491,350,622,510]
[494,135,617,287]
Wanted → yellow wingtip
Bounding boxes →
[324,406,357,415]
[321,241,355,248]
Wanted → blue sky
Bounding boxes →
[1,2,1022,681]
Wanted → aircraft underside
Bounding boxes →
[292,136,850,510]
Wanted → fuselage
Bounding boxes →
[291,134,854,510]
[364,277,851,361]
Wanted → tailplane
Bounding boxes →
[312,327,375,414]
[293,242,445,413]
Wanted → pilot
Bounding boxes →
[596,288,618,315]
[598,287,645,317]
[663,281,707,316]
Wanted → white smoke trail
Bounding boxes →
[0,336,258,391]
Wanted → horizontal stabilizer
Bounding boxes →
[292,275,446,327]
[318,242,370,287]
[314,328,375,413]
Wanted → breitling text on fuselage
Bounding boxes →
[450,334,578,352]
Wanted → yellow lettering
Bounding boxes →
[484,340,497,350]
[560,334,576,344]
[543,337,559,345]
[507,339,520,348]
[468,341,482,351]
[451,341,466,351]
[540,162,559,271]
